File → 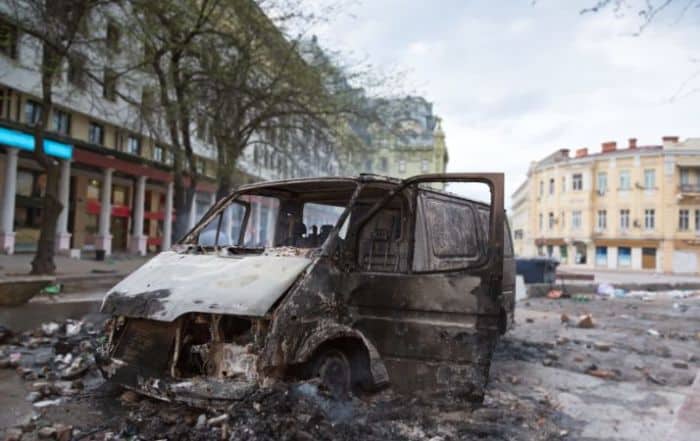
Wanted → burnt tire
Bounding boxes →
[308,342,372,398]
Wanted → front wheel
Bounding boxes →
[311,348,352,398]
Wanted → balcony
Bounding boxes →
[679,183,700,193]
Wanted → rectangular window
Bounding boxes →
[106,20,120,52]
[595,246,608,266]
[165,150,174,166]
[88,122,104,145]
[196,159,204,175]
[561,176,566,193]
[561,211,565,229]
[364,159,372,172]
[126,135,141,155]
[539,213,543,231]
[549,178,555,195]
[539,180,544,196]
[618,247,631,267]
[52,109,71,135]
[619,209,630,230]
[67,53,87,89]
[572,173,582,191]
[380,157,388,172]
[103,68,117,101]
[644,169,655,189]
[153,145,164,162]
[619,170,631,190]
[679,209,689,231]
[572,210,582,229]
[695,209,700,232]
[421,159,430,173]
[398,159,406,173]
[680,169,691,186]
[24,100,41,125]
[548,212,555,230]
[644,209,655,230]
[0,19,19,59]
[597,172,607,193]
[597,210,607,230]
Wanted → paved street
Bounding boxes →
[1,289,698,440]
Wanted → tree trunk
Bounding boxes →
[30,44,61,275]
[31,160,61,274]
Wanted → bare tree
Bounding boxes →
[4,0,110,274]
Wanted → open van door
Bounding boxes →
[344,173,506,400]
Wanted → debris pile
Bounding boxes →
[0,319,563,441]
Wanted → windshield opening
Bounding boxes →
[187,181,361,252]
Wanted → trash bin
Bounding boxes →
[95,249,106,261]
[515,257,559,284]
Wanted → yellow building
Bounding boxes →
[511,136,700,273]
[354,97,448,178]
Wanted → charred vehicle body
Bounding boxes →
[98,173,514,406]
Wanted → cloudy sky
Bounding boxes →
[306,0,700,204]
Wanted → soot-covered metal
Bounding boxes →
[96,173,514,407]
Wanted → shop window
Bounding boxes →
[574,243,587,264]
[559,245,568,263]
[595,246,608,266]
[16,170,33,197]
[618,247,631,267]
[87,179,101,200]
[112,185,127,206]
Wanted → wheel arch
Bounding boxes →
[293,322,389,389]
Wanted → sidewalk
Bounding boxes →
[0,253,150,298]
[0,253,149,278]
[557,265,700,284]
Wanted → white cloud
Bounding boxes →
[306,0,700,205]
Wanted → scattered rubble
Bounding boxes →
[577,314,595,328]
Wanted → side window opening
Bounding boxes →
[413,191,488,272]
[355,197,407,273]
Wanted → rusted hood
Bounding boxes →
[101,251,312,321]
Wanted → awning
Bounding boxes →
[0,126,73,160]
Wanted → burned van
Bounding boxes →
[97,173,514,406]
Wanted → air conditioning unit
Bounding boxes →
[633,220,641,228]
[597,189,605,196]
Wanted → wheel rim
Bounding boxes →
[315,350,351,397]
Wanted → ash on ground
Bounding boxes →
[3,290,699,440]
